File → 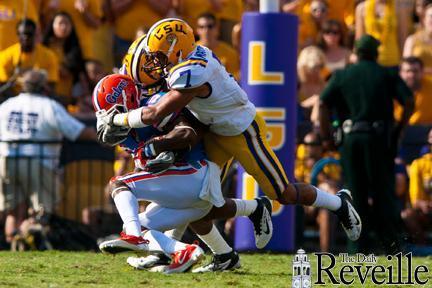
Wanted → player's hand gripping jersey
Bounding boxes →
[168,45,256,136]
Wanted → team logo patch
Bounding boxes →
[106,80,128,104]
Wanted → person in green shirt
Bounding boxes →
[319,35,414,253]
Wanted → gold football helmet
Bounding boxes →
[143,18,196,80]
[122,34,166,97]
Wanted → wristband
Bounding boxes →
[127,107,148,128]
[112,113,128,126]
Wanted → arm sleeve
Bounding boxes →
[168,65,210,90]
[320,72,341,106]
[51,101,85,141]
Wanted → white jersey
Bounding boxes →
[168,45,256,136]
[0,93,85,168]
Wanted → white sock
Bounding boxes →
[143,230,187,254]
[312,186,342,211]
[164,224,187,241]
[198,225,232,255]
[113,189,141,237]
[233,199,258,217]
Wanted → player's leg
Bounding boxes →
[98,179,149,254]
[203,132,234,181]
[213,114,361,241]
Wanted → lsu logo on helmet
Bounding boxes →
[143,18,195,80]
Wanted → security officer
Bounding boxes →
[319,35,414,253]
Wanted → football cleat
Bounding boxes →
[99,232,149,254]
[192,250,241,273]
[248,196,273,249]
[334,189,362,241]
[164,244,205,274]
[126,253,171,271]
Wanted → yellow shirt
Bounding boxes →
[394,77,432,125]
[177,0,213,32]
[0,43,59,85]
[295,145,341,183]
[198,41,240,79]
[364,0,400,67]
[49,43,73,99]
[54,0,103,60]
[215,0,243,22]
[409,153,432,204]
[298,14,318,47]
[0,0,39,51]
[114,1,162,41]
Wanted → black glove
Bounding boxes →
[144,151,175,173]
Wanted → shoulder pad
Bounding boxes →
[168,60,209,90]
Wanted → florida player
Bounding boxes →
[103,18,362,243]
[94,74,273,272]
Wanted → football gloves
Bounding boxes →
[96,109,130,146]
[144,151,175,174]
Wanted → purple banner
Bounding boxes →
[235,12,298,252]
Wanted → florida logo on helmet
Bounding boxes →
[106,80,128,104]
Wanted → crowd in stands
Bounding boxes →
[0,0,431,252]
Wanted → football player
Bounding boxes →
[94,74,273,272]
[103,18,362,244]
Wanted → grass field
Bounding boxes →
[0,251,431,288]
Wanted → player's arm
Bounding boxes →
[142,114,205,157]
[111,65,210,128]
[140,85,210,124]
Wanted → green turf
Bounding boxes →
[0,251,431,287]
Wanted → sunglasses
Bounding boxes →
[198,24,215,29]
[312,6,327,13]
[324,30,340,35]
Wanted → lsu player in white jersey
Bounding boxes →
[95,74,274,273]
[103,18,362,244]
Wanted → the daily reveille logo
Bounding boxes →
[291,250,429,287]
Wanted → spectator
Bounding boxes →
[0,1,40,51]
[231,0,259,54]
[71,59,107,113]
[42,11,85,105]
[403,4,432,75]
[298,0,329,48]
[0,19,59,98]
[317,19,351,72]
[283,0,356,33]
[196,12,240,79]
[295,131,341,252]
[215,0,243,45]
[319,35,414,253]
[355,0,410,68]
[415,0,432,29]
[0,69,96,244]
[402,128,432,244]
[397,57,432,125]
[297,46,328,126]
[42,0,103,63]
[174,0,222,32]
[110,0,172,66]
